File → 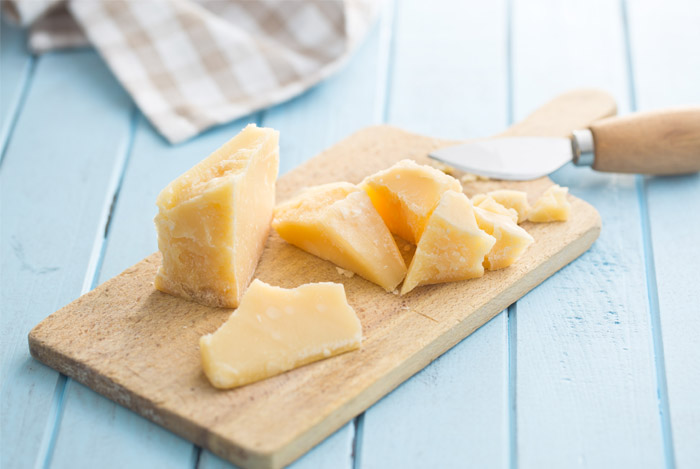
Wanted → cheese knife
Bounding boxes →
[429,107,700,180]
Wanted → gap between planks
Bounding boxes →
[620,1,675,467]
[505,0,517,465]
[378,0,398,125]
[507,304,517,469]
[0,52,37,170]
[34,105,141,468]
[635,176,675,469]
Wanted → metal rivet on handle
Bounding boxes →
[572,129,595,167]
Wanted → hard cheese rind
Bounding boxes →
[154,124,279,308]
[360,159,463,244]
[272,182,407,292]
[401,191,496,295]
[200,279,362,389]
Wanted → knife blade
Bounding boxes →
[429,136,576,181]
[429,107,700,181]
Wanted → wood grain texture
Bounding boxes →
[0,50,134,469]
[629,0,700,466]
[590,108,700,174]
[28,87,611,468]
[511,0,667,467]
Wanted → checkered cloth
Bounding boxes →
[4,0,379,143]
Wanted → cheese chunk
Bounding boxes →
[471,194,519,224]
[528,184,571,222]
[474,207,534,270]
[360,159,463,244]
[401,191,496,295]
[272,182,406,291]
[200,279,362,389]
[273,182,407,292]
[477,190,531,223]
[154,124,279,308]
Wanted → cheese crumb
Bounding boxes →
[430,161,457,176]
[528,185,571,222]
[336,266,356,278]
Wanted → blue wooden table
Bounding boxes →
[2,1,699,467]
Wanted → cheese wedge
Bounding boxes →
[200,279,362,389]
[474,206,534,270]
[401,191,496,295]
[528,184,571,222]
[471,194,519,224]
[154,124,279,308]
[360,159,463,244]
[476,190,531,223]
[273,182,407,292]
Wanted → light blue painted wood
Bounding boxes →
[511,0,632,114]
[0,50,134,468]
[358,1,511,468]
[386,0,510,140]
[50,3,391,468]
[645,174,700,469]
[197,423,355,469]
[51,378,198,469]
[627,1,700,467]
[511,0,665,467]
[358,317,508,469]
[0,15,33,157]
[628,0,700,110]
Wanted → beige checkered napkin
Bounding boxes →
[4,0,379,143]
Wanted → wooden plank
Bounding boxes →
[49,6,393,468]
[627,1,700,467]
[628,0,700,110]
[28,89,615,469]
[357,0,512,467]
[0,50,134,469]
[0,15,33,159]
[645,174,700,469]
[198,424,354,469]
[385,0,509,139]
[511,0,665,467]
[358,317,508,469]
[50,376,197,469]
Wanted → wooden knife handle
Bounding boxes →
[589,108,700,174]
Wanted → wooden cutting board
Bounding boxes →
[29,89,616,469]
